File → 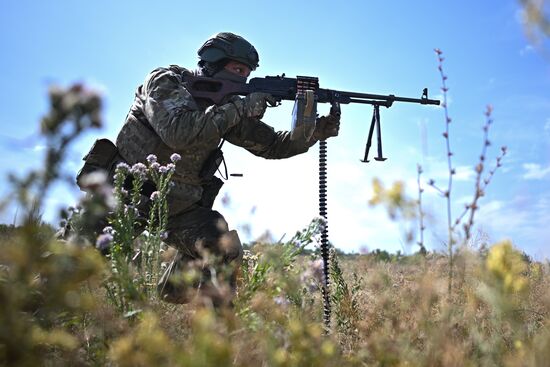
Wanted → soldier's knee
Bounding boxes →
[219,230,243,264]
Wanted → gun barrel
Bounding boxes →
[324,89,440,106]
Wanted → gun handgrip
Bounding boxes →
[330,101,341,118]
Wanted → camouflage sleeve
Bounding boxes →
[224,117,317,159]
[141,67,242,149]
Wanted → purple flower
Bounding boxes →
[167,163,175,172]
[103,226,114,234]
[150,191,160,201]
[146,154,157,164]
[116,162,130,173]
[159,166,168,174]
[274,295,290,306]
[170,153,181,163]
[150,162,160,171]
[96,233,113,251]
[300,259,325,292]
[311,259,324,280]
[131,162,147,177]
[160,231,169,241]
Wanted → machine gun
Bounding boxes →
[183,73,440,162]
[183,72,440,331]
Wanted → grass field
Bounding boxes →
[2,220,549,366]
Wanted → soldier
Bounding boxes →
[85,32,340,306]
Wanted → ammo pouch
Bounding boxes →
[197,139,226,209]
[198,176,224,209]
[199,139,227,181]
[76,138,123,191]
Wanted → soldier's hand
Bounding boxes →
[313,112,340,141]
[241,92,277,119]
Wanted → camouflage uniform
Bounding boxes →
[115,64,317,302]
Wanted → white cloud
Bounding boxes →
[424,160,476,184]
[522,163,550,180]
[520,44,534,56]
[454,165,476,182]
[32,144,46,152]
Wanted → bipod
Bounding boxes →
[361,104,387,163]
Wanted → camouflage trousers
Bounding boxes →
[158,204,243,307]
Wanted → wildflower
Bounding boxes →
[146,154,157,164]
[170,153,181,163]
[160,231,169,241]
[159,166,168,174]
[293,239,304,248]
[274,295,290,306]
[167,163,175,172]
[103,226,114,234]
[309,259,324,283]
[150,162,160,171]
[131,162,147,177]
[96,233,113,252]
[300,259,324,291]
[150,191,160,201]
[242,249,258,263]
[116,162,130,173]
[486,240,528,293]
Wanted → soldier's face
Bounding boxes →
[224,61,251,78]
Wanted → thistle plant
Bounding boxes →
[5,84,101,222]
[0,83,106,366]
[103,154,179,313]
[141,153,180,292]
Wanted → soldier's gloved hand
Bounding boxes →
[313,113,340,141]
[235,92,277,119]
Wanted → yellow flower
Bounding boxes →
[486,241,528,293]
[369,178,384,205]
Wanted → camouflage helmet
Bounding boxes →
[198,32,259,71]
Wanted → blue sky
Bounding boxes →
[1,0,549,258]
